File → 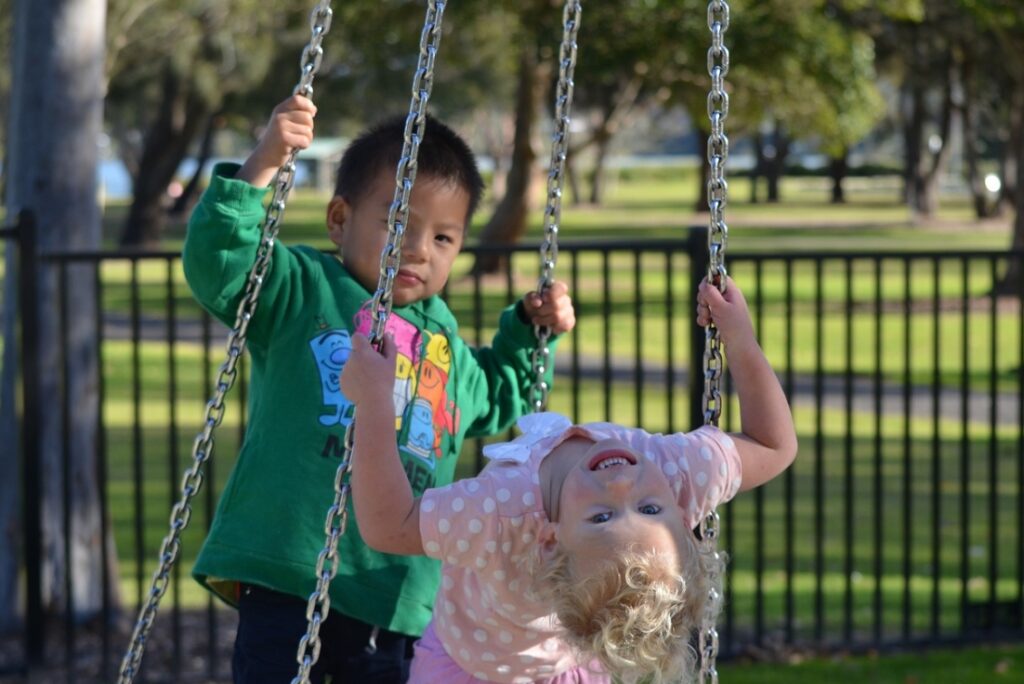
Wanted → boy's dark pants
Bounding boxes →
[233,584,414,684]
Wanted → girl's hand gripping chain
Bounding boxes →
[340,333,425,557]
[340,332,397,412]
[695,275,756,355]
[696,276,798,491]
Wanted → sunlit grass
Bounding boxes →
[720,643,1022,684]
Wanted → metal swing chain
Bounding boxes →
[530,0,582,412]
[291,3,448,682]
[699,2,729,684]
[115,5,334,684]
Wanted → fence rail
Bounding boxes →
[2,219,1023,681]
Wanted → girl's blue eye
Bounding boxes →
[639,504,662,515]
[589,511,612,524]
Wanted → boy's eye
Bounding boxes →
[435,234,454,244]
[639,504,662,515]
[588,511,612,524]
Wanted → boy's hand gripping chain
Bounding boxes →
[115,4,335,683]
[700,2,730,683]
[291,3,447,683]
[530,0,582,412]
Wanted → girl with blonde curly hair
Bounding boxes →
[342,278,797,683]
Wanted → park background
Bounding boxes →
[1,0,1024,682]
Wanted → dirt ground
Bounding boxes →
[0,609,237,683]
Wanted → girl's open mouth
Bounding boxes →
[588,451,637,471]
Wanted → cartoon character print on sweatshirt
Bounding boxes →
[309,309,421,429]
[420,332,459,458]
[349,306,459,469]
[308,329,354,427]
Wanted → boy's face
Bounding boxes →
[543,437,690,573]
[327,169,469,306]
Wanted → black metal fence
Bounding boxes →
[2,213,1023,681]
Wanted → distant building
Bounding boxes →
[301,137,349,194]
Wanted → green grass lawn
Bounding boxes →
[87,166,1022,395]
[89,236,1023,393]
[719,643,1022,684]
[132,167,1014,249]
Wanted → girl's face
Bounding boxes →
[543,437,691,571]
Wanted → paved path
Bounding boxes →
[102,313,1021,429]
[557,355,1021,428]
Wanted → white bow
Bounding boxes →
[482,412,574,464]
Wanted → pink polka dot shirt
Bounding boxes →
[418,414,742,683]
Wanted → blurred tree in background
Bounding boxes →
[106,0,308,246]
[90,0,1024,260]
[0,0,1021,254]
[3,0,109,629]
[959,0,1024,289]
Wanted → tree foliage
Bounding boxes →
[105,0,523,244]
[106,0,309,244]
[955,0,1024,275]
[9,0,1022,251]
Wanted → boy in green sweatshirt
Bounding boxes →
[182,94,576,684]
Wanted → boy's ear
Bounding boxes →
[326,195,351,246]
[538,521,559,562]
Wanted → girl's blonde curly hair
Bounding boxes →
[531,530,725,684]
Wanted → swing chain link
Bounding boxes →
[530,0,582,412]
[292,3,448,682]
[295,4,334,99]
[368,0,446,341]
[698,511,723,684]
[700,2,729,684]
[116,4,335,683]
[702,0,729,430]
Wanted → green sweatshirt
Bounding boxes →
[183,164,557,636]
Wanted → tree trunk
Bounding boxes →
[588,131,612,205]
[566,132,602,207]
[903,82,926,210]
[1,0,118,632]
[170,111,221,217]
[0,224,18,632]
[960,54,992,219]
[764,125,790,204]
[694,127,710,213]
[471,47,548,276]
[565,155,582,207]
[120,66,212,246]
[749,132,764,204]
[916,59,957,217]
[586,75,643,207]
[829,152,848,204]
[996,87,1024,295]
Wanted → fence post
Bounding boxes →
[17,209,44,667]
[687,225,709,430]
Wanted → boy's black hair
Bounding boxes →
[334,114,485,225]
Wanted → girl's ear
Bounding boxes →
[538,521,559,562]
